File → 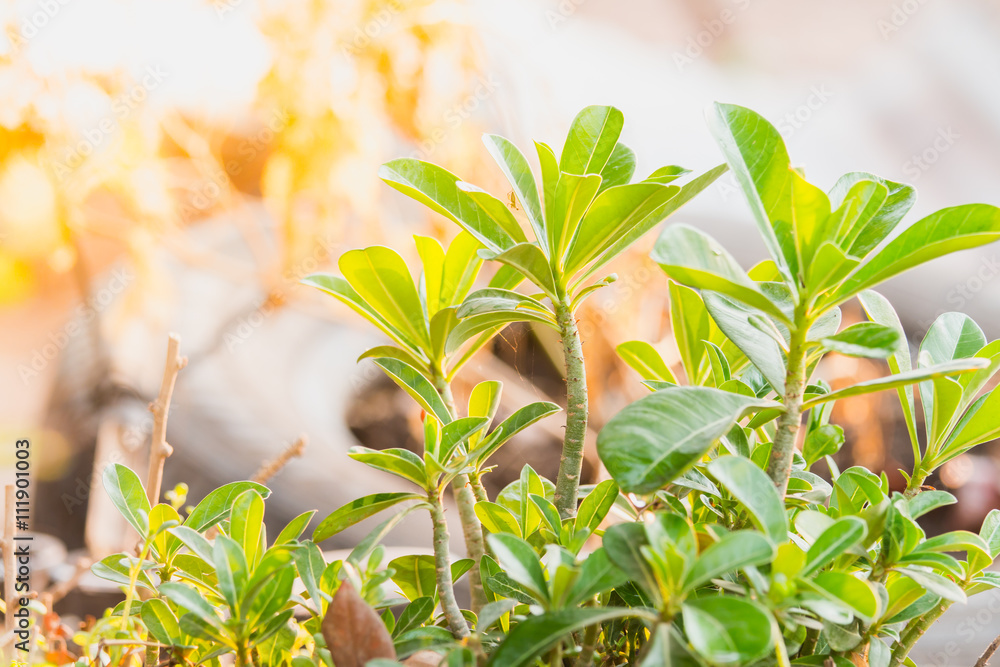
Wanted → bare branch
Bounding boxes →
[252,434,307,484]
[147,333,187,505]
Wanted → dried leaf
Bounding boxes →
[322,580,397,667]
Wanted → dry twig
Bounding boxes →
[146,334,187,505]
[252,435,308,484]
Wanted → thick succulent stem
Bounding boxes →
[429,492,471,638]
[576,616,600,667]
[553,300,588,519]
[433,373,487,614]
[889,601,951,667]
[766,313,809,496]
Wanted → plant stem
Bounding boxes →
[428,492,471,639]
[469,472,489,504]
[800,627,819,657]
[766,313,809,496]
[577,617,600,667]
[975,632,1000,667]
[904,468,928,498]
[432,373,487,614]
[553,300,588,519]
[889,601,951,667]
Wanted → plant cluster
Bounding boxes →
[76,103,1000,667]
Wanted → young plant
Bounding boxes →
[377,105,726,518]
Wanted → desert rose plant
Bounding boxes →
[73,103,1000,667]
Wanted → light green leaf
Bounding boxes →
[440,231,485,309]
[339,246,430,350]
[457,182,528,246]
[274,510,316,546]
[102,463,150,537]
[389,555,437,601]
[669,281,712,385]
[160,582,224,629]
[801,517,867,576]
[487,533,549,604]
[708,456,788,543]
[414,235,445,315]
[378,158,518,252]
[141,599,186,647]
[653,224,789,324]
[373,357,451,423]
[828,172,915,258]
[703,292,788,394]
[598,386,776,494]
[313,493,424,542]
[559,105,624,176]
[616,340,677,383]
[230,489,265,570]
[483,134,545,245]
[828,204,1000,306]
[471,401,562,466]
[475,502,521,536]
[821,322,903,359]
[479,244,557,298]
[575,479,619,536]
[549,172,603,269]
[598,142,636,193]
[812,571,879,621]
[185,481,270,532]
[348,447,428,489]
[803,424,845,467]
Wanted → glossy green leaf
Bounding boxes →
[486,607,646,667]
[373,357,451,423]
[828,204,1000,306]
[102,464,150,537]
[821,322,903,359]
[483,134,545,245]
[348,447,429,489]
[475,501,521,536]
[598,142,636,193]
[487,533,549,603]
[141,599,186,647]
[91,554,157,591]
[185,481,270,532]
[479,243,557,298]
[565,548,629,607]
[682,596,774,665]
[616,340,677,383]
[159,581,224,629]
[213,534,248,610]
[897,567,966,603]
[230,489,265,570]
[293,540,327,614]
[559,105,624,176]
[801,517,867,576]
[708,456,788,543]
[313,493,424,542]
[378,158,518,252]
[653,224,789,323]
[669,281,711,384]
[828,172,915,258]
[703,291,788,394]
[575,479,619,535]
[549,172,602,267]
[599,386,776,494]
[812,571,879,621]
[803,424,845,467]
[456,182,528,246]
[683,530,775,591]
[472,401,561,465]
[389,555,437,601]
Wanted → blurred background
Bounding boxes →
[1,0,999,660]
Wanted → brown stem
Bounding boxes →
[976,633,1000,667]
[251,435,307,484]
[147,334,187,505]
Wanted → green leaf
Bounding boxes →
[373,357,452,423]
[803,424,845,467]
[475,501,521,535]
[821,322,903,359]
[708,456,788,543]
[302,274,421,355]
[827,204,1000,306]
[598,142,636,193]
[575,479,619,536]
[536,141,560,238]
[230,489,265,570]
[160,582,225,630]
[141,599,186,647]
[479,244,557,298]
[559,105,624,176]
[549,172,603,267]
[683,530,775,591]
[603,523,658,603]
[575,164,728,285]
[682,596,774,665]
[858,289,918,453]
[358,345,430,376]
[393,596,435,638]
[476,599,517,632]
[904,490,956,520]
[468,380,502,449]
[653,224,789,324]
[389,555,437,601]
[446,309,557,356]
[897,567,966,603]
[483,134,546,246]
[486,533,549,604]
[313,493,424,542]
[828,172,915,258]
[801,358,989,410]
[294,541,327,614]
[414,235,445,315]
[378,158,518,252]
[801,517,867,576]
[213,534,248,610]
[102,464,150,537]
[486,607,647,667]
[703,291,788,394]
[566,548,629,607]
[472,401,561,466]
[339,246,430,350]
[616,340,677,383]
[348,447,429,489]
[439,416,490,462]
[440,231,485,309]
[981,509,1000,558]
[708,103,794,279]
[185,481,271,532]
[599,386,776,494]
[811,572,879,621]
[456,182,528,247]
[669,281,711,384]
[91,554,157,591]
[564,182,679,277]
[347,505,422,567]
[148,504,183,560]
